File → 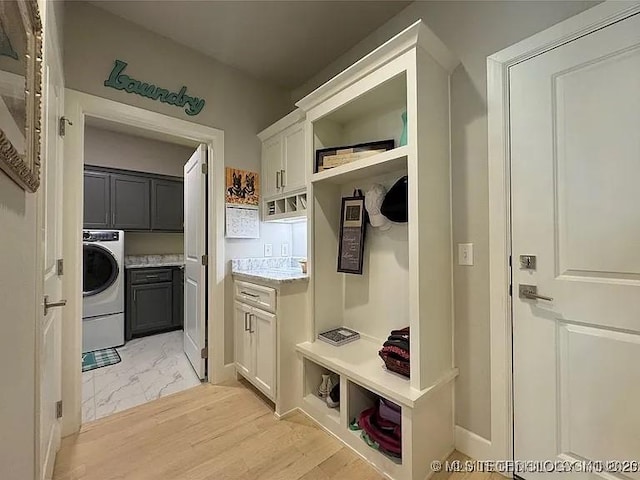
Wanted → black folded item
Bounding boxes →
[389,334,409,342]
[390,327,410,337]
[383,338,409,352]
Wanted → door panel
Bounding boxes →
[151,179,184,231]
[183,145,207,379]
[262,137,282,198]
[510,13,640,479]
[130,283,173,334]
[282,124,306,192]
[111,174,150,230]
[252,308,276,399]
[234,302,252,378]
[40,36,64,480]
[83,171,110,228]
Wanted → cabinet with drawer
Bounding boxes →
[234,280,277,313]
[126,266,184,340]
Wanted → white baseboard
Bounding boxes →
[454,425,492,460]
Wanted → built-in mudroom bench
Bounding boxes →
[292,20,459,480]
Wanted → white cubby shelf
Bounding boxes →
[294,19,459,480]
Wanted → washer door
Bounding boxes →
[83,243,119,297]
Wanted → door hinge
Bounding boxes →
[509,284,512,297]
[56,258,64,276]
[509,255,512,267]
[200,347,208,359]
[56,400,63,419]
[201,254,209,266]
[59,117,72,137]
[201,162,208,175]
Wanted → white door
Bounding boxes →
[282,123,306,193]
[251,307,276,399]
[234,301,252,378]
[262,136,282,198]
[511,13,640,478]
[184,145,207,379]
[39,38,65,479]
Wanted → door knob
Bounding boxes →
[44,295,67,315]
[519,284,553,302]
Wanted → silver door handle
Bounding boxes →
[44,296,67,315]
[519,284,553,302]
[244,312,250,331]
[281,169,286,187]
[276,171,281,189]
[249,314,255,333]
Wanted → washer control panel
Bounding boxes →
[83,231,120,242]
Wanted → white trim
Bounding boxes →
[487,0,640,462]
[454,425,492,461]
[61,90,227,436]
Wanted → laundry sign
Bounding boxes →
[104,59,206,116]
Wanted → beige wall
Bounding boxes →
[64,1,294,365]
[292,0,598,439]
[84,125,194,178]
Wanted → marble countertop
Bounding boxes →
[125,254,185,269]
[231,257,308,284]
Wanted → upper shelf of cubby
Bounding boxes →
[295,20,459,115]
[311,146,408,185]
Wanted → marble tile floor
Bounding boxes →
[82,330,201,423]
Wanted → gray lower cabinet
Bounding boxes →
[126,267,184,340]
[152,179,184,231]
[84,171,110,229]
[111,173,151,230]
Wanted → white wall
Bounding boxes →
[291,221,307,258]
[64,1,294,366]
[292,0,599,440]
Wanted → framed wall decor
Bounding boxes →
[337,191,367,274]
[225,167,260,206]
[0,0,43,192]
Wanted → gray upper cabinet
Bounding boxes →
[111,174,151,230]
[151,179,184,231]
[84,166,183,231]
[84,171,111,229]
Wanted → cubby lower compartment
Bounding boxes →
[347,381,402,465]
[302,357,341,424]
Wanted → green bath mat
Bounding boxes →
[82,348,121,372]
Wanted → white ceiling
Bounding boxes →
[88,0,412,89]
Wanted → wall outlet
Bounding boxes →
[264,244,273,257]
[281,243,290,257]
[458,243,474,266]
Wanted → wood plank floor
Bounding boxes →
[53,380,496,480]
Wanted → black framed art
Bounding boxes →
[337,190,367,274]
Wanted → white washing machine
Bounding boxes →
[82,230,125,352]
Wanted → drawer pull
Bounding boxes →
[240,291,259,298]
[145,275,160,279]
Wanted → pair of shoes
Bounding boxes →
[327,383,339,408]
[318,374,338,398]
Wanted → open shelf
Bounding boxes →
[297,338,420,408]
[311,146,408,185]
[302,357,341,424]
[302,393,340,425]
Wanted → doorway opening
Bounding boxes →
[61,90,226,436]
[80,117,206,422]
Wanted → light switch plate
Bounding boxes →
[264,244,273,257]
[281,243,290,257]
[458,243,474,266]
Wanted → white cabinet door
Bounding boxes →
[282,123,306,193]
[234,301,252,378]
[262,137,282,198]
[251,307,276,400]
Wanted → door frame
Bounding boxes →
[61,90,228,437]
[487,0,640,463]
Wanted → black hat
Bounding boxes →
[381,176,408,223]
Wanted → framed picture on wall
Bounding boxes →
[337,191,367,275]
